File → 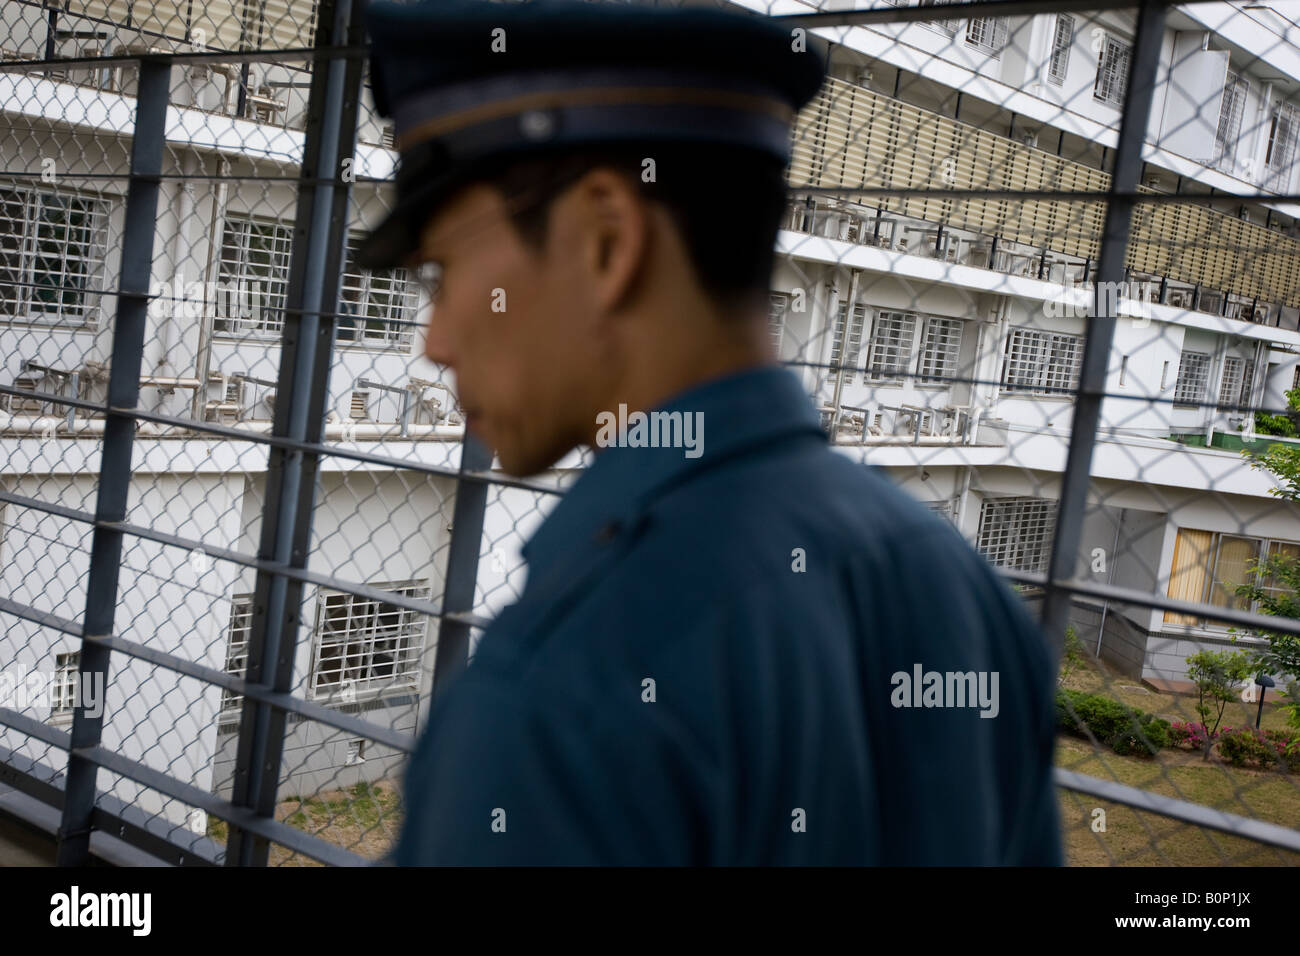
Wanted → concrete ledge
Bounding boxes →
[1141,676,1197,696]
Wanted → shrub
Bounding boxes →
[1056,689,1169,757]
[1217,726,1279,770]
[1170,720,1217,751]
[1263,729,1300,773]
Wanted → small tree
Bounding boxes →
[1057,624,1086,687]
[1254,386,1300,439]
[1185,649,1253,758]
[1238,422,1300,719]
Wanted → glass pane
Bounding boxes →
[1208,535,1262,612]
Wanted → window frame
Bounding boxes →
[218,598,253,726]
[865,309,918,384]
[965,17,1009,56]
[768,291,789,358]
[1215,70,1249,174]
[213,214,293,338]
[0,184,111,327]
[1172,349,1212,406]
[336,234,419,351]
[1093,31,1131,108]
[1047,14,1074,85]
[830,298,868,381]
[1164,528,1298,630]
[976,496,1059,577]
[916,315,965,386]
[308,580,431,704]
[1000,328,1084,396]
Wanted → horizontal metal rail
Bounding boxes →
[1055,768,1300,854]
[0,708,368,865]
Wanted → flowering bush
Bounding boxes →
[1216,726,1280,770]
[1169,721,1217,751]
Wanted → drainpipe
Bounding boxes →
[1096,507,1126,657]
[193,156,231,420]
[157,152,198,408]
[956,465,974,536]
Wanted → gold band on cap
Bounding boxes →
[394,85,796,153]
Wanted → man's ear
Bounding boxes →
[563,167,650,317]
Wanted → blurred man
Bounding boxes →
[358,0,1062,865]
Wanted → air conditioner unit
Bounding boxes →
[3,374,44,414]
[1252,306,1269,323]
[203,401,239,424]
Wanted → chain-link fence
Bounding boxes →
[0,0,1298,866]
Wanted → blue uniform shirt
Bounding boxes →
[396,365,1062,865]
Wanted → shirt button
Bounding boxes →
[594,520,620,544]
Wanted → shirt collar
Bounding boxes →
[520,363,825,575]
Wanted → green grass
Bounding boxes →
[1057,647,1300,865]
[206,780,403,865]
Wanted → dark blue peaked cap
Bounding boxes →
[355,0,827,269]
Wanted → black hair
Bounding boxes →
[471,142,788,313]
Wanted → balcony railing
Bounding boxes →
[789,75,1300,316]
[821,400,986,446]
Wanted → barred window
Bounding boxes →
[916,316,964,385]
[965,18,1008,55]
[1215,71,1249,173]
[1265,100,1299,185]
[1093,33,1131,107]
[1173,349,1211,405]
[337,235,418,350]
[1218,356,1245,408]
[1001,328,1083,395]
[830,300,867,376]
[51,652,79,716]
[214,216,292,336]
[918,0,960,36]
[977,497,1058,574]
[1044,334,1083,392]
[1047,14,1073,85]
[0,186,109,325]
[768,292,789,357]
[219,600,252,724]
[866,310,916,381]
[1239,359,1254,407]
[309,582,430,701]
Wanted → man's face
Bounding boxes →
[416,180,608,476]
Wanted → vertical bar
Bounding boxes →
[55,57,171,867]
[1039,0,1168,646]
[225,0,364,866]
[431,435,495,702]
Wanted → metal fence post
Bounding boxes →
[54,56,171,867]
[1039,0,1168,648]
[431,435,495,702]
[225,0,365,866]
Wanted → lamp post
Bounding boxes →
[1255,675,1275,730]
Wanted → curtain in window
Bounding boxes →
[1164,528,1213,624]
[1207,535,1261,614]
